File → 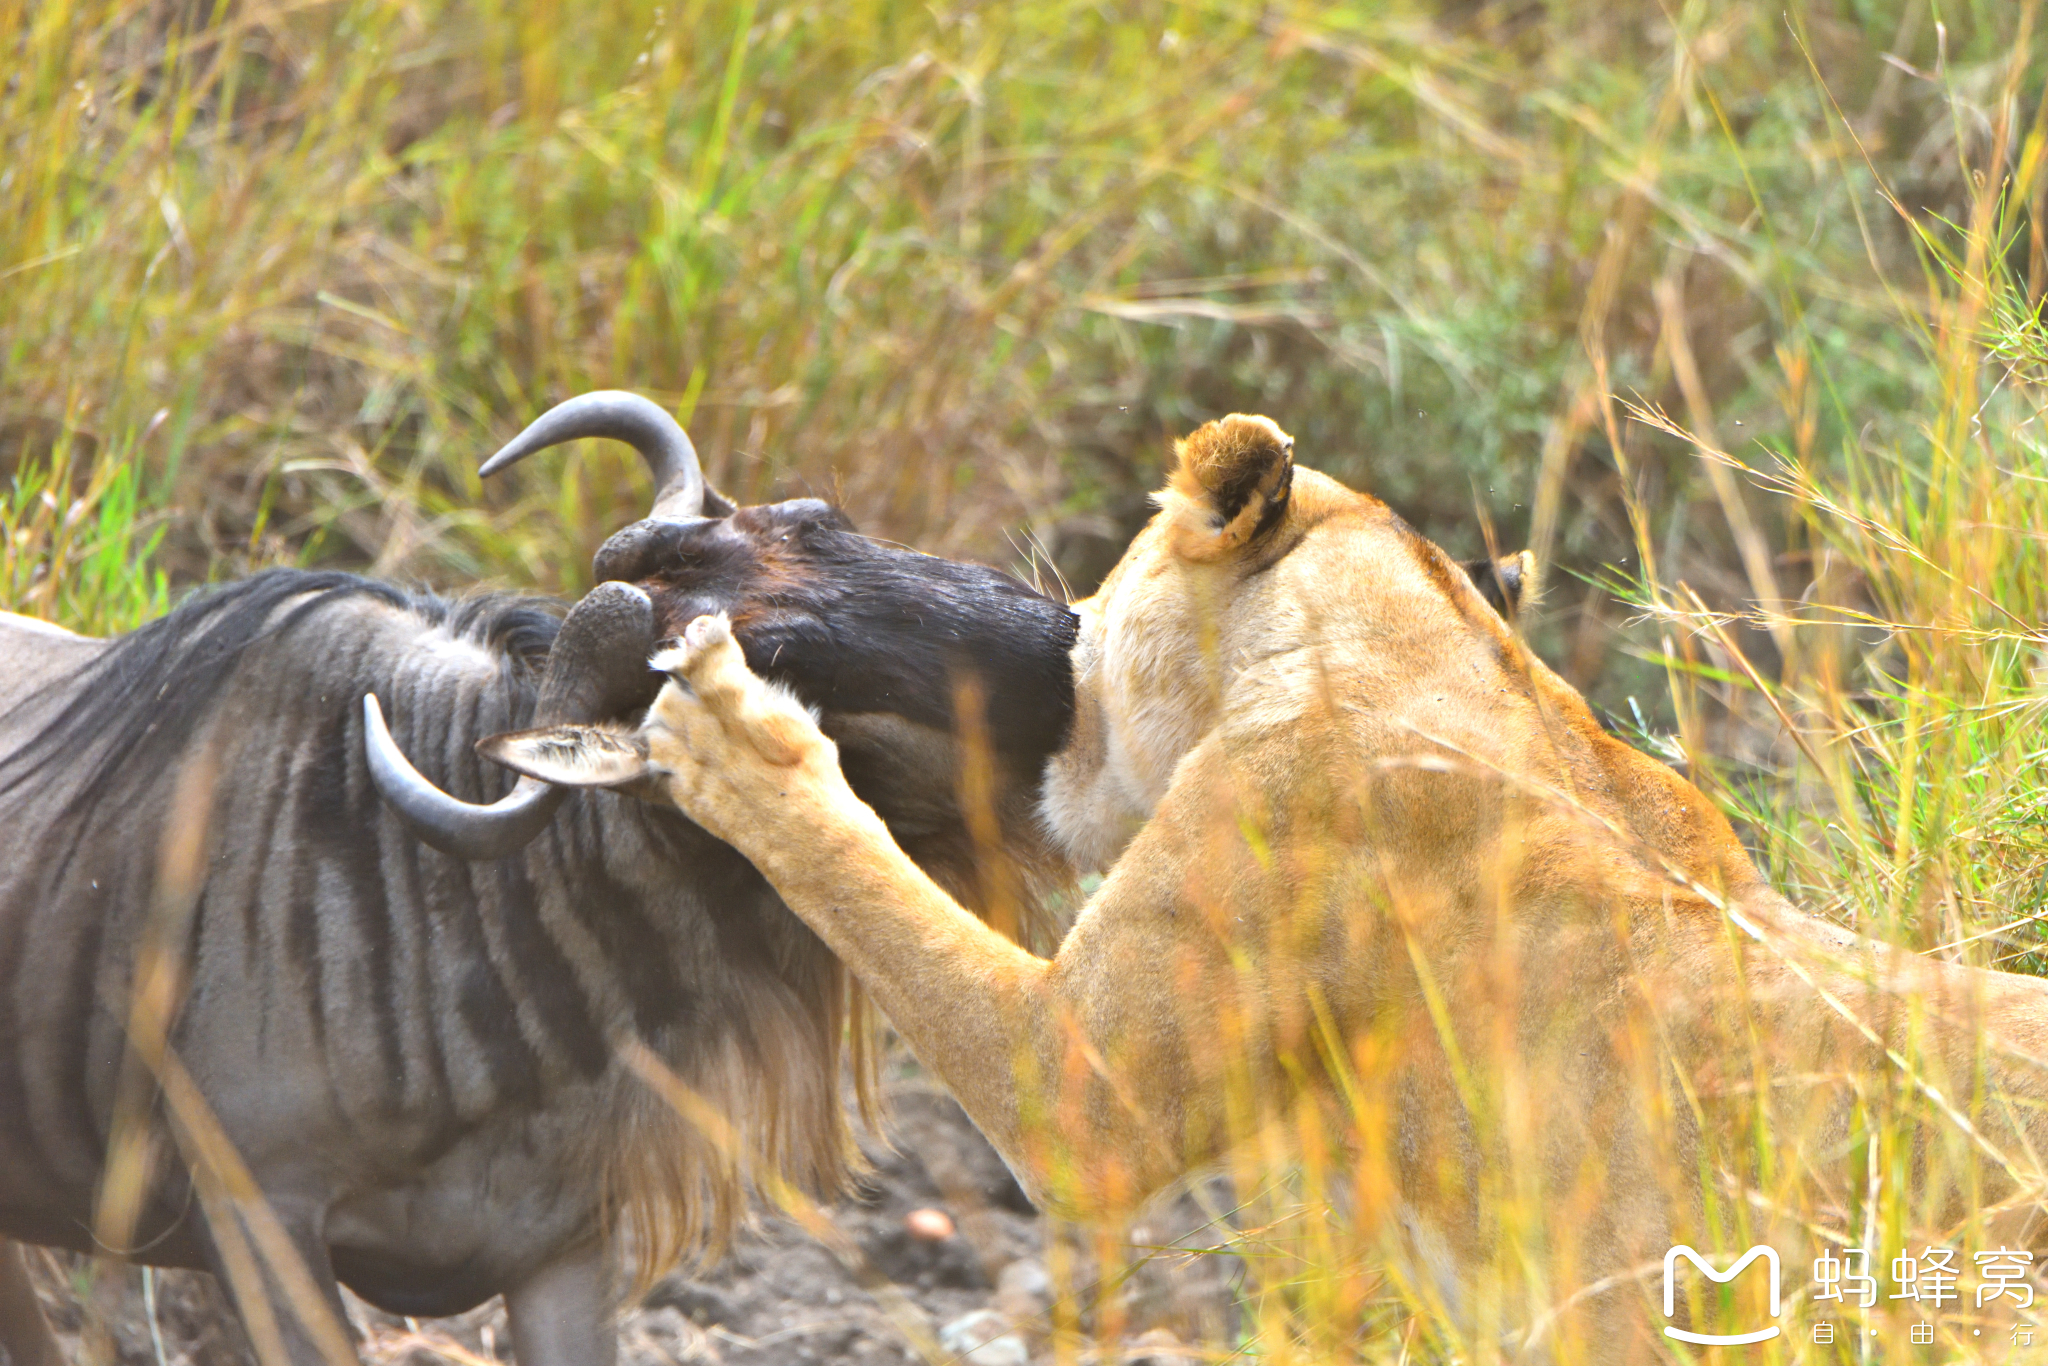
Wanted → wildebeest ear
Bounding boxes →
[478,724,653,787]
[1460,549,1535,618]
[1163,414,1295,563]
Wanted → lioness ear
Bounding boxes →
[478,724,654,787]
[1164,414,1295,563]
[1460,549,1536,618]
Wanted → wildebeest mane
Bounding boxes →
[0,568,562,824]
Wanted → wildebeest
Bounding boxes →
[0,394,1079,1366]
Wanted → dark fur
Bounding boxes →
[614,499,1079,764]
[0,573,837,1315]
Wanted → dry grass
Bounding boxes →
[8,0,2048,1363]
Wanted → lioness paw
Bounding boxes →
[654,614,824,768]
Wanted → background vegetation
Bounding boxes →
[6,0,2048,1360]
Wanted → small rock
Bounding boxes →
[938,1308,1029,1366]
[859,1212,989,1290]
[642,1276,736,1327]
[1126,1326,1197,1365]
[618,1305,709,1364]
[800,1324,861,1358]
[904,1206,956,1241]
[994,1256,1053,1321]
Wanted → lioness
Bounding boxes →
[494,416,2048,1359]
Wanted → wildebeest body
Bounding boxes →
[0,571,849,1319]
[0,394,1083,1366]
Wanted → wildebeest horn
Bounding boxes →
[479,390,707,520]
[365,582,660,858]
[364,703,566,859]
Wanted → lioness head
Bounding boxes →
[1042,414,1534,870]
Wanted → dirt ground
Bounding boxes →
[15,1074,1242,1366]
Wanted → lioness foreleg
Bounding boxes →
[639,616,1206,1211]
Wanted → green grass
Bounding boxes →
[1615,53,2048,966]
[8,0,2048,1362]
[1,409,169,633]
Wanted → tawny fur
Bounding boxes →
[1162,414,1294,562]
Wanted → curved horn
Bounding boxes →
[366,582,660,859]
[479,390,707,520]
[364,696,568,859]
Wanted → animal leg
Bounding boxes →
[0,1240,62,1366]
[505,1241,616,1366]
[199,1200,358,1366]
[649,616,1208,1210]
